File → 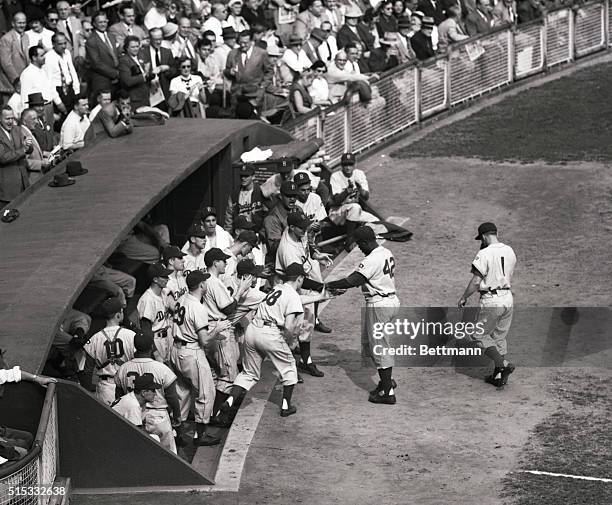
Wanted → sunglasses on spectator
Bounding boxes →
[181,64,191,68]
[336,58,347,62]
[48,17,59,22]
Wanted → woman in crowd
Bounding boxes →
[376,0,399,37]
[227,0,250,32]
[168,56,207,117]
[290,68,317,115]
[309,60,331,107]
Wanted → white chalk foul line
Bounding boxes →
[517,470,612,483]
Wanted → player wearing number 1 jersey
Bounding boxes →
[458,222,516,388]
[326,226,400,405]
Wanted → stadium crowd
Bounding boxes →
[0,0,582,207]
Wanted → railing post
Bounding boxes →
[508,28,516,83]
[569,6,576,61]
[316,109,323,139]
[603,0,609,47]
[444,55,451,108]
[344,102,352,153]
[414,65,421,123]
[543,10,549,68]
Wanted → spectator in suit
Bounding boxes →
[89,89,112,122]
[141,27,177,111]
[396,15,417,62]
[119,36,153,110]
[294,0,329,41]
[437,4,468,53]
[465,0,494,36]
[492,0,518,26]
[358,8,380,55]
[241,0,268,29]
[367,33,399,72]
[302,31,321,64]
[337,5,373,53]
[224,29,272,102]
[227,0,250,33]
[0,12,30,98]
[376,0,399,37]
[20,108,50,182]
[110,4,148,52]
[43,33,80,115]
[27,93,56,152]
[56,1,82,53]
[171,17,197,68]
[84,93,134,146]
[74,19,92,80]
[516,0,543,24]
[59,94,90,151]
[0,106,32,206]
[86,11,120,102]
[314,20,338,62]
[411,15,435,60]
[418,0,445,25]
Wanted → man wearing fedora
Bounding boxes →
[367,33,400,72]
[20,107,51,182]
[0,105,32,206]
[411,15,436,60]
[141,27,177,112]
[27,92,57,153]
[396,15,417,63]
[281,34,312,79]
[337,5,372,53]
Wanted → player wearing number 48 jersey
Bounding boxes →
[458,222,516,388]
[326,226,400,405]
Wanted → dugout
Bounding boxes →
[0,119,292,492]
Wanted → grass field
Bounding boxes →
[394,61,612,164]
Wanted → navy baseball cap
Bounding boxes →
[148,262,173,279]
[285,262,306,278]
[204,247,231,267]
[277,157,297,173]
[134,373,162,392]
[237,230,258,247]
[281,180,299,196]
[475,222,497,240]
[101,297,124,318]
[186,270,210,289]
[353,226,376,242]
[287,212,312,230]
[134,332,154,352]
[240,164,255,176]
[341,152,356,165]
[293,172,311,187]
[234,215,255,230]
[200,206,217,220]
[162,245,186,262]
[237,258,265,277]
[187,223,207,238]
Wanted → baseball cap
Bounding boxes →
[134,373,162,392]
[341,152,356,166]
[277,156,297,173]
[187,223,207,238]
[281,180,299,197]
[475,222,497,240]
[134,332,154,352]
[101,297,124,318]
[162,245,187,262]
[186,270,210,289]
[234,215,255,230]
[293,171,311,187]
[200,206,217,220]
[148,262,173,280]
[204,247,231,267]
[353,226,376,242]
[287,212,312,230]
[285,262,306,278]
[237,230,258,247]
[237,258,265,277]
[240,164,255,176]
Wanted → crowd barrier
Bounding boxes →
[284,0,610,166]
[0,384,58,505]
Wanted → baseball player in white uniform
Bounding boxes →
[183,224,208,277]
[221,230,259,282]
[83,297,136,406]
[112,374,160,429]
[170,270,231,446]
[275,212,333,377]
[458,222,517,388]
[115,333,181,453]
[163,245,189,304]
[137,263,173,364]
[215,263,333,421]
[182,207,234,255]
[202,248,252,401]
[326,226,400,404]
[224,259,267,326]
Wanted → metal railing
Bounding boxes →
[284,0,610,166]
[0,384,58,505]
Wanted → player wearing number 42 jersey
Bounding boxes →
[459,222,516,388]
[326,226,400,405]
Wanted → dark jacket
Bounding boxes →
[118,52,152,110]
[337,24,376,52]
[224,182,266,232]
[85,30,120,97]
[140,45,177,101]
[411,31,436,61]
[367,48,399,73]
[418,0,446,25]
[84,107,133,147]
[0,126,31,202]
[32,119,55,153]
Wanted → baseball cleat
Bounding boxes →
[500,363,515,385]
[280,405,297,417]
[298,362,325,377]
[314,320,332,333]
[194,434,221,446]
[485,368,504,388]
[369,379,397,396]
[368,392,396,405]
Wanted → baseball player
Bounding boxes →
[222,230,259,281]
[183,223,208,277]
[263,180,300,264]
[326,226,400,404]
[223,163,267,233]
[163,245,189,304]
[112,373,161,429]
[115,333,181,453]
[182,207,234,254]
[276,212,333,377]
[170,270,231,446]
[224,259,267,326]
[202,248,252,402]
[458,222,517,388]
[215,263,333,421]
[137,263,173,363]
[82,297,136,406]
